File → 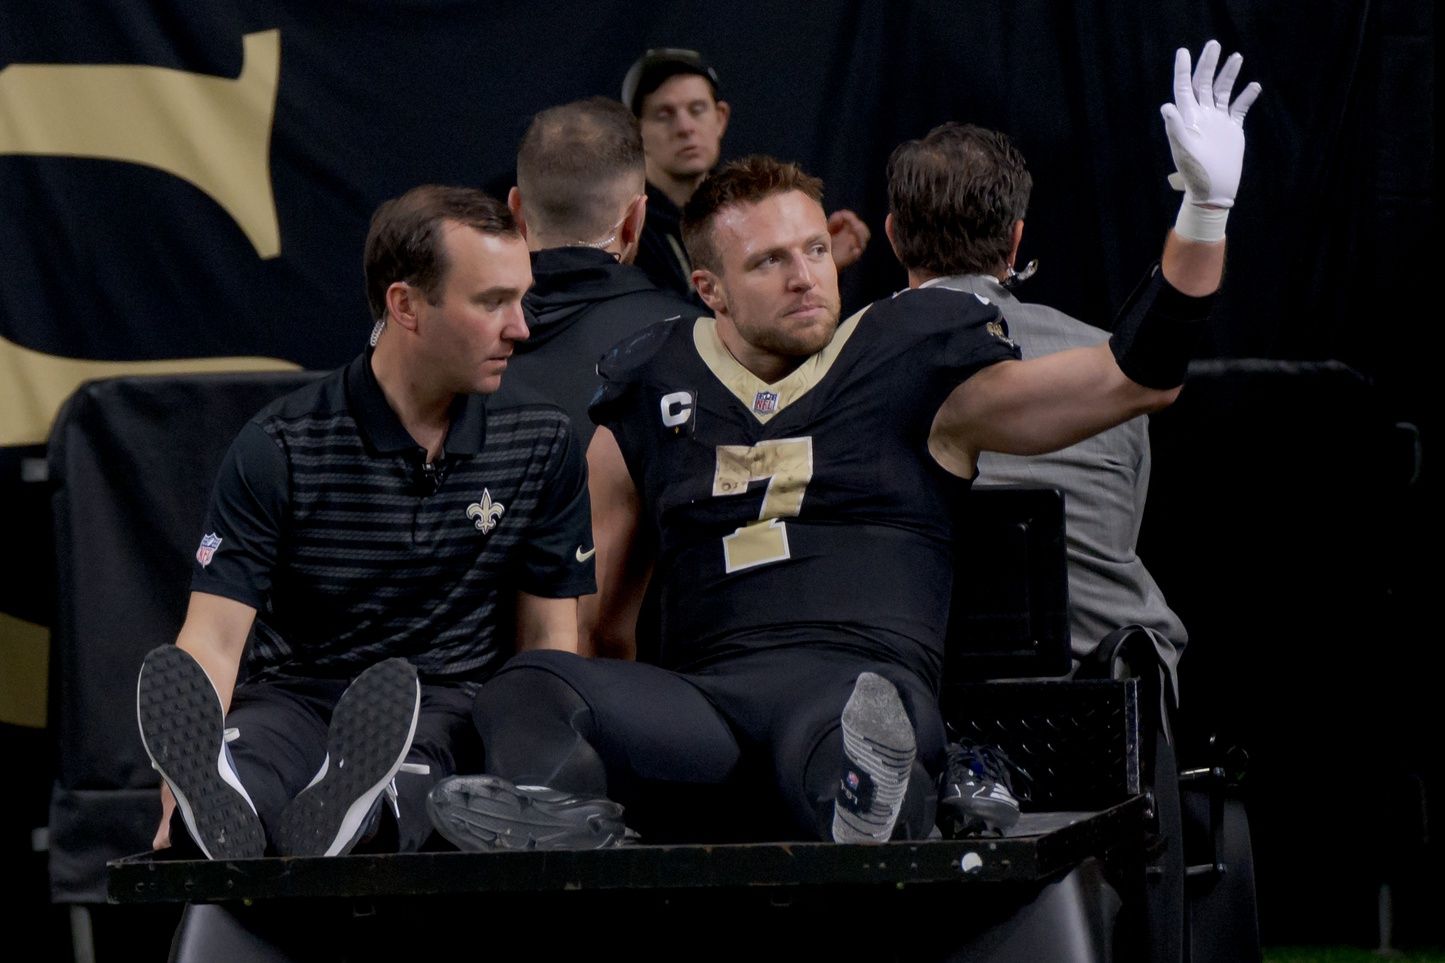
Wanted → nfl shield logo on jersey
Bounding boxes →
[752,391,779,415]
[195,533,222,567]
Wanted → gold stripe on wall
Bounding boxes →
[0,332,300,447]
[0,612,48,729]
[0,29,282,258]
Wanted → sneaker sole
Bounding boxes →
[136,645,264,860]
[275,658,419,857]
[938,792,1021,836]
[832,671,917,843]
[427,775,627,852]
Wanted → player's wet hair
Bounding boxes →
[682,155,824,273]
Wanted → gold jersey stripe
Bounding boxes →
[691,305,869,424]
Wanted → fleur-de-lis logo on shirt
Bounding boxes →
[985,319,1016,348]
[466,489,505,533]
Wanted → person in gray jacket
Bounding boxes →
[882,120,1211,683]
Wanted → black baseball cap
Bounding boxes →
[621,48,721,115]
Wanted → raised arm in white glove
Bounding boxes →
[1161,40,1261,242]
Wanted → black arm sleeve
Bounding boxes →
[1108,264,1217,389]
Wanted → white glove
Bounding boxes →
[1160,40,1261,241]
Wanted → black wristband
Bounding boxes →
[1108,264,1216,389]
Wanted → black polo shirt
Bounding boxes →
[191,351,595,685]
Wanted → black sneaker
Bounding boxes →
[276,658,420,857]
[831,671,917,843]
[136,645,265,860]
[936,740,1027,838]
[426,775,631,852]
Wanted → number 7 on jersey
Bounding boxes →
[712,437,814,573]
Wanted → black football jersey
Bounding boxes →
[591,286,1021,681]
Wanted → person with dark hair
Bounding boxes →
[885,38,1259,693]
[427,43,1256,850]
[620,47,871,301]
[136,184,598,860]
[886,120,1190,682]
[503,97,699,452]
[884,124,1034,285]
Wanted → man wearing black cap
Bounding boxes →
[621,48,870,301]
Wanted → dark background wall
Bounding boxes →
[0,0,1435,951]
[0,0,1432,373]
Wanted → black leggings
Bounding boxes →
[472,647,944,842]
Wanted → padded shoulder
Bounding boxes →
[596,316,686,384]
[589,317,691,428]
[876,286,1004,337]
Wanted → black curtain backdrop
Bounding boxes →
[0,0,1437,946]
[0,0,1432,380]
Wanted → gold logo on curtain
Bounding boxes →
[0,29,282,258]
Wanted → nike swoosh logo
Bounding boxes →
[575,546,596,562]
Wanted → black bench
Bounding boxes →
[109,679,1147,961]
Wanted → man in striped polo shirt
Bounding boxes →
[136,185,599,859]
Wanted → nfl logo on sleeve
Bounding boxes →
[196,533,222,567]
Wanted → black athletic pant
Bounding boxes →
[471,646,945,842]
[174,675,482,853]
